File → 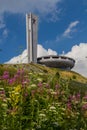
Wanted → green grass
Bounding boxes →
[0,63,87,93]
[0,63,87,129]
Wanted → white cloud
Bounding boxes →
[0,0,61,21]
[56,21,80,42]
[5,43,87,77]
[6,49,28,64]
[37,44,57,57]
[65,43,87,77]
[5,44,57,64]
[48,49,57,55]
[63,21,79,38]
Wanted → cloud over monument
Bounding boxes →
[0,0,61,21]
[66,43,87,77]
[6,43,87,77]
[5,44,57,64]
[63,21,79,38]
[56,21,80,41]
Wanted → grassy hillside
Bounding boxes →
[0,63,87,129]
[0,63,87,96]
[0,63,87,82]
[0,63,87,87]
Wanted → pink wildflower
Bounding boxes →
[0,90,5,95]
[69,95,76,101]
[76,93,80,98]
[38,82,42,87]
[17,68,24,75]
[55,84,60,90]
[2,71,9,80]
[8,78,15,85]
[82,104,87,110]
[67,102,72,110]
[14,74,19,79]
[17,69,21,75]
[83,95,87,100]
[22,78,29,87]
[46,83,50,89]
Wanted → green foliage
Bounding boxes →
[72,75,77,79]
[0,64,87,129]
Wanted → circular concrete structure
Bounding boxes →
[37,55,75,70]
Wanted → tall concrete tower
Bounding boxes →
[26,13,38,63]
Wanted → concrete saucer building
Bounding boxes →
[37,55,75,70]
[26,13,75,70]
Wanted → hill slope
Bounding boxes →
[0,63,87,129]
[0,63,87,94]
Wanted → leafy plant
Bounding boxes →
[0,64,87,129]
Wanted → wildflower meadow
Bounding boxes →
[0,64,87,130]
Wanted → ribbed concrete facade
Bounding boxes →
[26,13,38,63]
[37,55,75,70]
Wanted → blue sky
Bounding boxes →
[0,0,87,77]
